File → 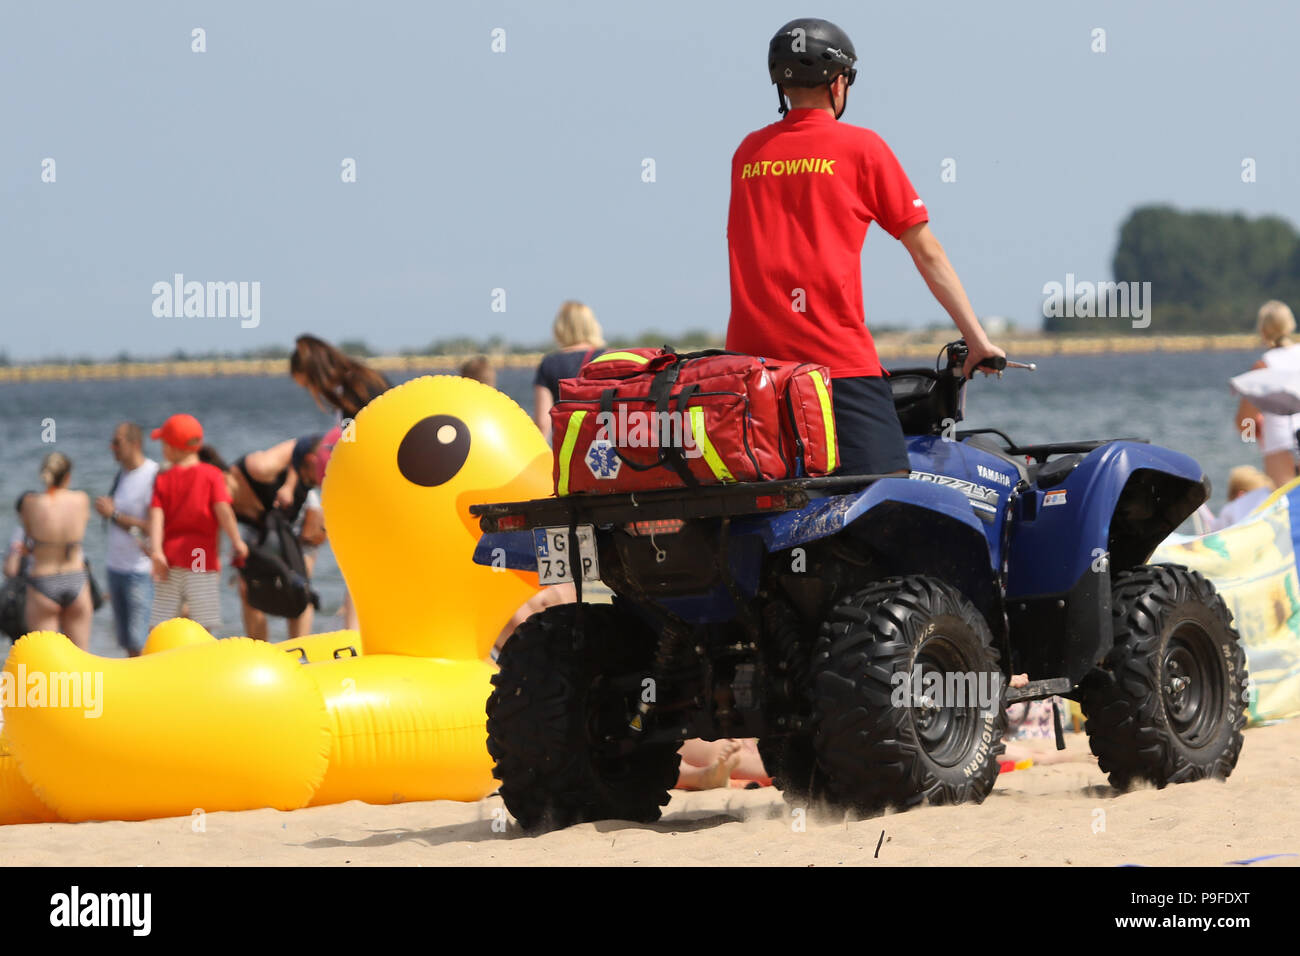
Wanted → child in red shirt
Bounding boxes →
[147,414,247,633]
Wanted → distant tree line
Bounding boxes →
[5,329,731,366]
[1045,205,1300,334]
[398,327,725,357]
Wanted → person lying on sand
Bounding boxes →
[676,738,771,790]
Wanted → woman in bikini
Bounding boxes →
[9,453,94,649]
[206,439,324,641]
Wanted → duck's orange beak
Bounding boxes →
[455,450,553,538]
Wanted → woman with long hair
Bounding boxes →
[288,335,390,631]
[533,301,606,442]
[1236,300,1300,488]
[289,335,392,423]
[8,452,94,648]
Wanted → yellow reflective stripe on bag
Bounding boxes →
[556,410,587,496]
[808,370,836,473]
[588,351,650,364]
[688,406,735,483]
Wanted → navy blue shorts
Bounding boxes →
[830,375,911,476]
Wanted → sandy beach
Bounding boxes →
[2,721,1296,867]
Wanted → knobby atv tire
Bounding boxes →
[486,602,681,832]
[811,575,1007,814]
[1081,564,1247,791]
[757,600,823,803]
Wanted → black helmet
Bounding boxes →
[768,18,857,115]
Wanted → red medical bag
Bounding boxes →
[550,348,838,495]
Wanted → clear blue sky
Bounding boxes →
[3,0,1298,360]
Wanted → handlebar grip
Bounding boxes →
[979,355,1007,371]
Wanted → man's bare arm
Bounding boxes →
[900,222,1004,377]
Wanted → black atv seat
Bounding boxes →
[1033,453,1084,489]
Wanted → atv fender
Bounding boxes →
[1008,441,1207,598]
[739,477,999,618]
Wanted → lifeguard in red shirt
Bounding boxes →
[726,17,1004,475]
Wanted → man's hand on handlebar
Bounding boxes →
[962,340,1007,379]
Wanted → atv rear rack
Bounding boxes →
[470,473,897,533]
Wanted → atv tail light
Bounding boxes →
[496,514,527,531]
[754,494,788,510]
[626,519,685,536]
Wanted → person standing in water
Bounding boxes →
[532,301,606,443]
[12,453,94,649]
[221,434,327,641]
[94,422,159,656]
[148,414,247,634]
[288,335,391,629]
[289,334,392,426]
[1235,300,1300,489]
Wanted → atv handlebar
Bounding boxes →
[942,340,1034,376]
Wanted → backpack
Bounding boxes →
[239,510,320,619]
[0,573,26,641]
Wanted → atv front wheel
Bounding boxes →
[486,602,681,831]
[810,575,1007,814]
[1081,564,1247,790]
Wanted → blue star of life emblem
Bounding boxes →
[586,439,621,480]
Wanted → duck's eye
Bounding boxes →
[396,415,470,487]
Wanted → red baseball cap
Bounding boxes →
[151,414,204,451]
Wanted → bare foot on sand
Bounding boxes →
[677,739,743,790]
[697,739,743,789]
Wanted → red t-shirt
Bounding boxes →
[150,461,231,570]
[725,109,930,378]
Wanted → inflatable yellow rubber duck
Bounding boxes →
[323,374,552,660]
[0,376,555,823]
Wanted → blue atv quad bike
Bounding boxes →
[471,341,1247,831]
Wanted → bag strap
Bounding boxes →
[646,360,682,415]
[595,367,698,487]
[598,387,662,473]
[649,362,698,488]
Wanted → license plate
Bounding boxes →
[533,525,600,585]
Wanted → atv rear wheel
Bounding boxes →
[757,600,824,803]
[487,602,682,831]
[810,575,1007,814]
[1081,564,1247,791]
